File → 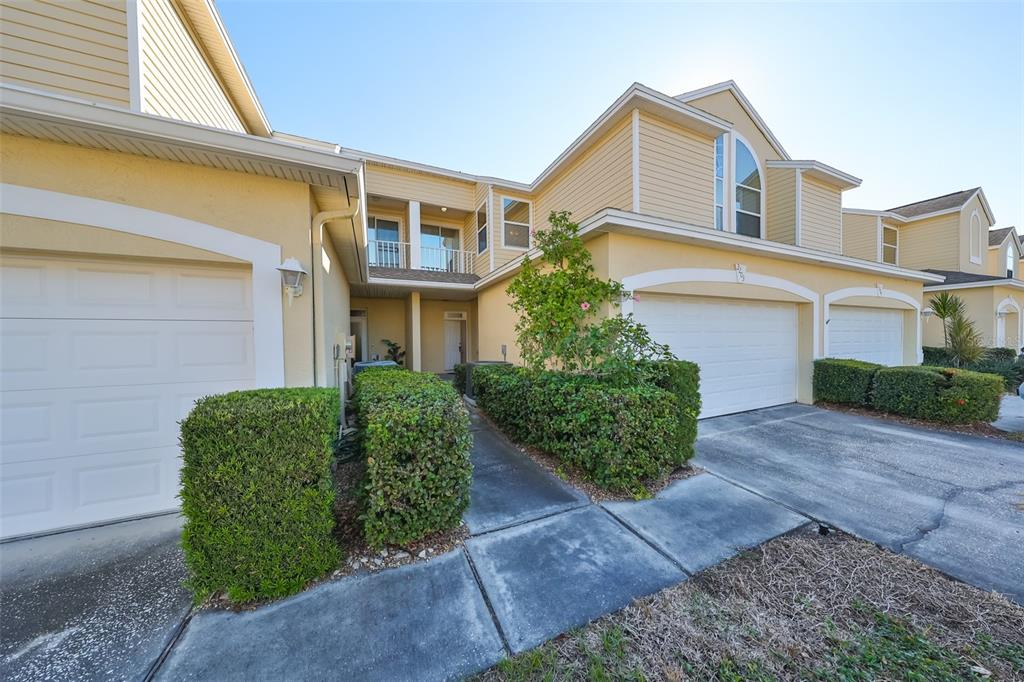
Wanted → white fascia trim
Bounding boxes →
[970,187,996,225]
[843,208,908,224]
[473,209,945,291]
[1,183,285,387]
[794,169,803,246]
[0,85,361,177]
[875,216,883,263]
[766,160,862,189]
[620,267,819,357]
[365,277,476,291]
[675,80,791,161]
[348,83,730,193]
[631,108,641,212]
[198,0,273,137]
[126,0,142,112]
[924,279,1023,292]
[823,286,921,363]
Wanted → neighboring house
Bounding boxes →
[842,190,1022,349]
[0,0,953,539]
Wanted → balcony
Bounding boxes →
[367,240,478,284]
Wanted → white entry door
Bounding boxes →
[828,306,903,366]
[1,255,256,538]
[634,294,799,418]
[444,319,463,371]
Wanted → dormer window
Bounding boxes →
[1009,247,1016,279]
[714,133,763,238]
[882,225,898,265]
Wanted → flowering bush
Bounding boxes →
[506,210,672,377]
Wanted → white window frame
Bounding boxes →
[714,131,765,239]
[713,134,725,230]
[500,196,532,250]
[475,200,489,255]
[881,225,899,265]
[1008,245,1016,279]
[969,210,982,264]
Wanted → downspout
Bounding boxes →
[310,202,360,387]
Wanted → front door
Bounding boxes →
[444,319,463,371]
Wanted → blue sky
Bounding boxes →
[219,1,1023,229]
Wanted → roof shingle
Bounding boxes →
[989,226,1016,247]
[887,188,979,218]
[922,269,1007,287]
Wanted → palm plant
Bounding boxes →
[946,314,985,367]
[929,292,966,348]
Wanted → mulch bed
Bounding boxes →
[818,402,1024,444]
[472,407,701,502]
[481,526,1024,680]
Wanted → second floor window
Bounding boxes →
[882,225,898,265]
[476,202,488,254]
[1009,248,1016,279]
[367,216,401,267]
[970,212,982,263]
[502,198,531,249]
[714,133,762,238]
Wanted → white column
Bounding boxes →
[408,200,421,270]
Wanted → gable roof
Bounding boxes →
[887,188,979,218]
[675,80,790,161]
[989,226,1015,247]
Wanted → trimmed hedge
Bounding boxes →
[353,368,472,547]
[922,346,953,366]
[179,388,340,603]
[873,366,1004,423]
[921,346,1023,391]
[453,363,468,395]
[640,360,701,465]
[813,358,882,406]
[474,364,690,492]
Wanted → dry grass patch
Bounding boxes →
[482,527,1024,681]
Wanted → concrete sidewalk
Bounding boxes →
[156,414,808,680]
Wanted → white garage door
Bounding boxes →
[828,306,903,366]
[1,255,256,539]
[634,294,798,418]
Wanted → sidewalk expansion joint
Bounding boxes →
[597,506,691,578]
[462,546,512,657]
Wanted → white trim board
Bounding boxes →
[996,296,1023,349]
[620,267,820,359]
[823,287,921,363]
[0,183,285,387]
[924,280,1024,292]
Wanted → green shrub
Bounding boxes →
[639,360,701,465]
[474,364,687,492]
[453,363,468,395]
[922,346,953,366]
[179,388,340,603]
[872,366,1004,423]
[813,358,883,406]
[967,356,1024,392]
[984,347,1018,363]
[353,369,472,547]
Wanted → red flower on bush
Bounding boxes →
[956,398,966,406]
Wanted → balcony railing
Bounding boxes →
[367,240,474,274]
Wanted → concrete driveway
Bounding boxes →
[0,514,190,681]
[696,404,1024,603]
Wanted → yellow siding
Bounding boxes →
[364,163,476,211]
[491,186,533,270]
[898,213,959,271]
[842,213,878,262]
[533,115,632,233]
[683,90,783,166]
[467,182,490,276]
[138,0,245,132]
[766,167,795,245]
[637,111,714,227]
[799,175,842,253]
[0,0,130,106]
[987,238,1019,279]
[957,194,990,274]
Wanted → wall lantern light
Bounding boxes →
[921,308,935,319]
[277,257,308,305]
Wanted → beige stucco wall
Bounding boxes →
[318,229,351,387]
[351,296,405,363]
[0,0,131,107]
[1,133,321,386]
[421,299,475,373]
[842,213,878,262]
[921,285,1023,349]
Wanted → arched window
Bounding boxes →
[714,133,763,238]
[970,212,982,263]
[1008,246,1016,279]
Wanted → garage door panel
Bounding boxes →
[1,254,255,538]
[1,319,254,390]
[635,295,797,418]
[1,379,253,465]
[0,257,252,320]
[0,445,180,538]
[828,306,903,366]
